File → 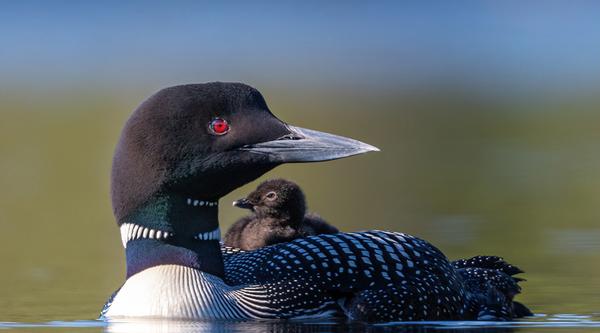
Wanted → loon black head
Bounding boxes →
[112,82,378,278]
[233,179,307,225]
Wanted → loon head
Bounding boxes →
[233,179,307,225]
[112,82,378,278]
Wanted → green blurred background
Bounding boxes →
[1,1,599,323]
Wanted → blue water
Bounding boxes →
[2,314,600,332]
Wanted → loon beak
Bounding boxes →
[239,125,380,163]
[233,198,254,210]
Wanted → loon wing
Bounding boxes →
[223,230,468,322]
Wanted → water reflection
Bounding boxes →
[2,315,596,333]
[103,318,522,333]
[2,315,600,332]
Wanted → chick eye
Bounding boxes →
[208,118,230,135]
[265,191,277,201]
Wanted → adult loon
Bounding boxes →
[224,178,338,250]
[101,82,529,322]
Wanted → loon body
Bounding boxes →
[105,231,466,321]
[224,179,338,250]
[223,231,466,321]
[101,83,529,322]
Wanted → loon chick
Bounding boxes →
[101,82,529,322]
[224,179,338,250]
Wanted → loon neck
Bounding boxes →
[120,192,224,279]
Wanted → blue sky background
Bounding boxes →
[1,1,599,94]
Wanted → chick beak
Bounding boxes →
[233,198,254,210]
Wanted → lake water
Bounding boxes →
[1,89,599,331]
[2,314,600,332]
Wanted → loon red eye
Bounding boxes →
[209,118,230,135]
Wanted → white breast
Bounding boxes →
[103,265,259,319]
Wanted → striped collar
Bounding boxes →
[186,198,218,207]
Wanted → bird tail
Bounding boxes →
[451,255,524,276]
[452,256,532,319]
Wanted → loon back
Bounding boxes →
[224,230,469,321]
[222,235,531,322]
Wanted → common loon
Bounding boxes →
[224,178,338,250]
[101,82,530,322]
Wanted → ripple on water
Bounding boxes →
[1,315,600,333]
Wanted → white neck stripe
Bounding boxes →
[186,198,218,207]
[193,227,221,241]
[119,223,172,248]
[119,223,221,248]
